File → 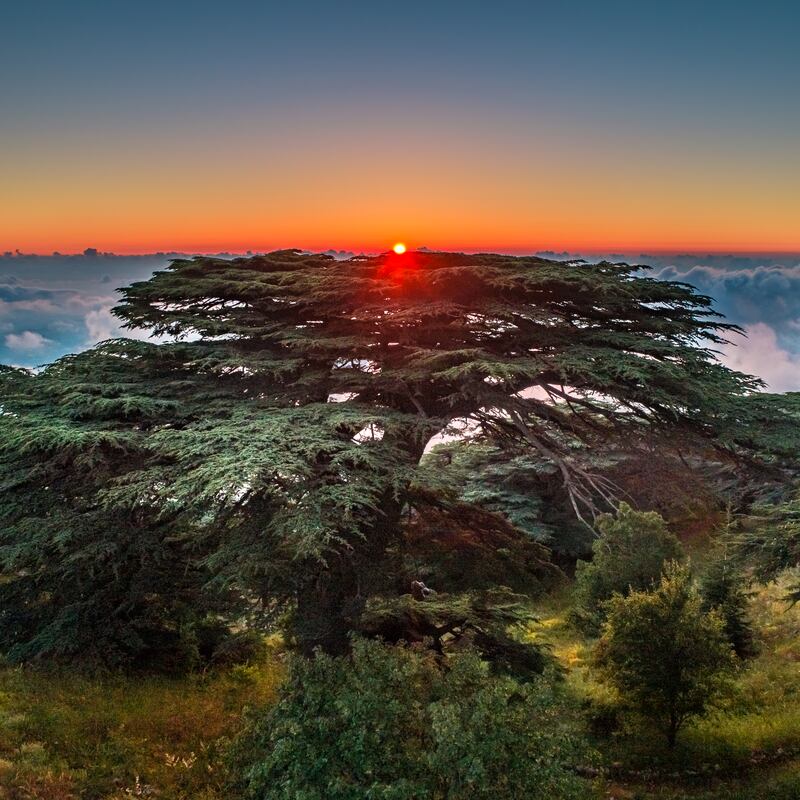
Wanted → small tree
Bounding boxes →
[733,491,800,604]
[229,638,585,800]
[700,552,757,659]
[572,503,684,633]
[594,562,735,748]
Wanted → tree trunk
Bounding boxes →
[666,713,679,749]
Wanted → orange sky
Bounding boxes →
[4,5,800,256]
[4,134,799,255]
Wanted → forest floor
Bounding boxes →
[0,578,796,799]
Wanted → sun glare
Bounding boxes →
[393,242,407,254]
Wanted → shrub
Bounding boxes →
[229,638,586,800]
[571,503,684,633]
[733,492,800,604]
[593,562,735,747]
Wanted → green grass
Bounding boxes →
[0,654,284,799]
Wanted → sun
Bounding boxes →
[392,242,407,255]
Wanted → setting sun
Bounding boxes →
[393,243,407,254]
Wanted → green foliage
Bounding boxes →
[400,495,559,595]
[700,554,757,659]
[229,638,585,800]
[0,352,240,670]
[732,492,800,604]
[572,503,685,633]
[421,441,593,557]
[422,442,558,540]
[713,392,800,470]
[352,496,558,679]
[594,562,735,747]
[358,587,551,679]
[0,251,763,663]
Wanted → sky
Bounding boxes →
[2,1,800,254]
[2,2,799,389]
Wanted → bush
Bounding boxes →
[593,562,735,747]
[571,503,684,633]
[229,638,586,800]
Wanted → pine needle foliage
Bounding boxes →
[0,250,762,661]
[732,491,800,604]
[699,555,758,659]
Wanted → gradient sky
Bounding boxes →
[2,1,800,254]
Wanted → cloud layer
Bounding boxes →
[0,253,168,366]
[646,260,800,391]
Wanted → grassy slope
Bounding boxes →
[530,576,800,799]
[0,657,284,799]
[0,580,796,799]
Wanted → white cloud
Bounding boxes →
[719,322,800,392]
[84,308,124,342]
[4,330,52,351]
[84,308,159,345]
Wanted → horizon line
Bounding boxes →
[4,246,800,259]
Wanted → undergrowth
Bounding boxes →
[0,575,795,799]
[0,652,284,799]
[530,576,800,799]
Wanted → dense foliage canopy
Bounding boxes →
[0,250,772,663]
[594,562,735,747]
[733,492,800,604]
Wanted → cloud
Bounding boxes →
[718,322,800,392]
[84,308,125,342]
[4,330,52,351]
[643,263,800,386]
[84,307,154,344]
[649,263,800,332]
[0,284,115,312]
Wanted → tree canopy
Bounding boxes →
[0,250,767,662]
